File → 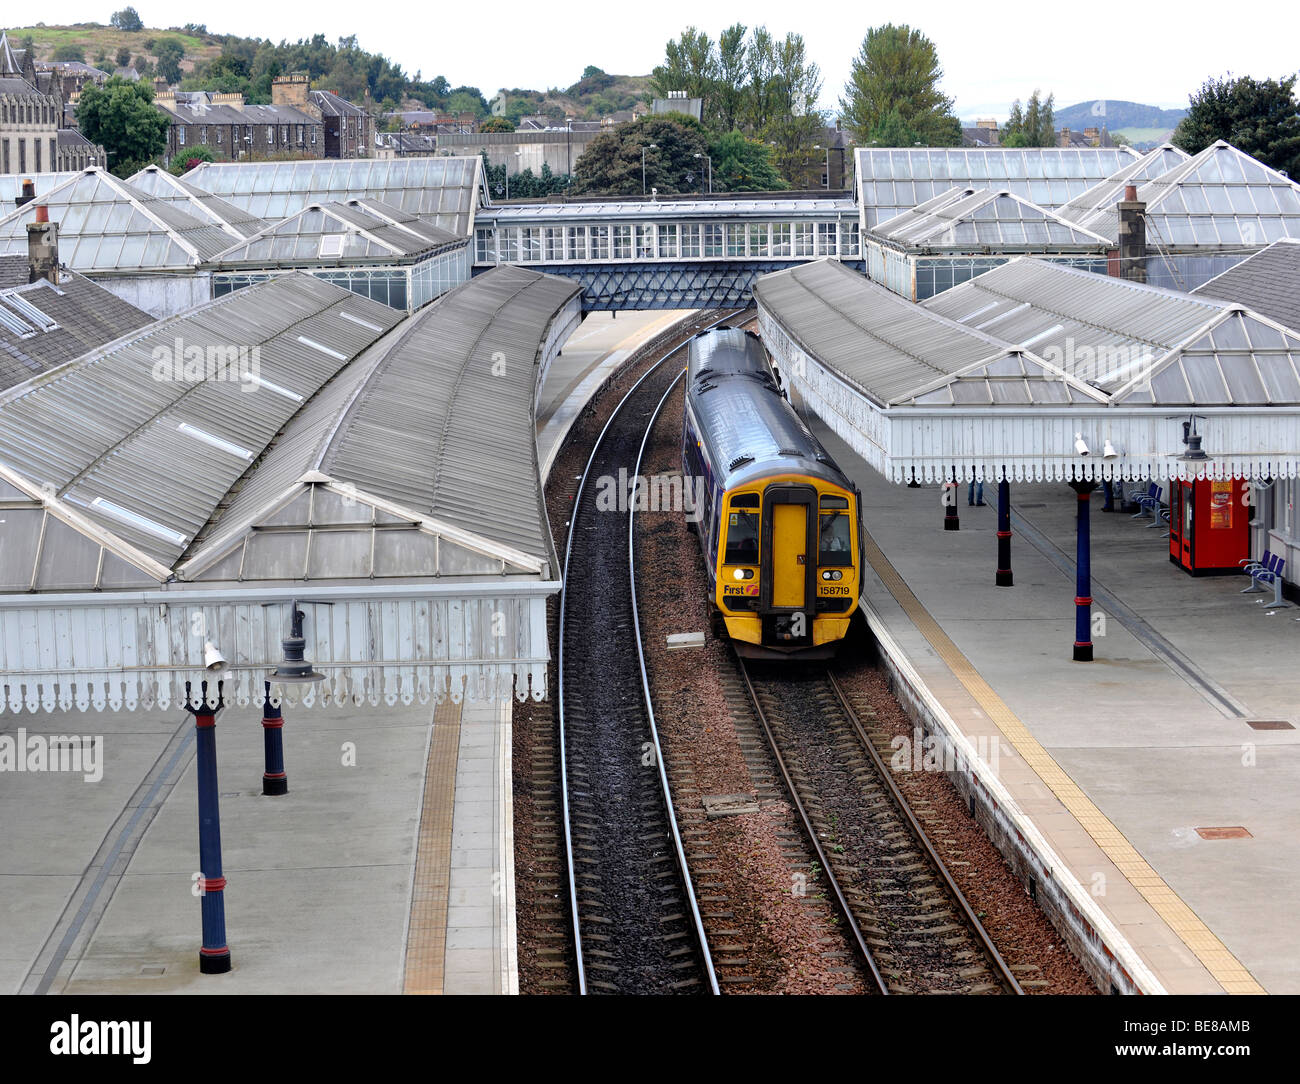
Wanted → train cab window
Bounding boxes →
[819,513,852,566]
[725,509,760,564]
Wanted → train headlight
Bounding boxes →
[821,570,843,581]
[732,568,755,580]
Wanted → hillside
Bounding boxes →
[1054,99,1186,133]
[8,22,223,76]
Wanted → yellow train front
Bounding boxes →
[682,328,860,659]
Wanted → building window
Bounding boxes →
[311,129,316,144]
[748,223,769,257]
[612,224,632,259]
[771,223,792,257]
[544,227,564,262]
[266,126,273,143]
[726,224,746,257]
[795,223,815,257]
[34,139,41,171]
[703,223,723,258]
[566,226,588,261]
[179,126,186,145]
[590,224,610,260]
[281,124,288,142]
[499,228,518,262]
[216,128,222,145]
[680,224,701,258]
[200,126,208,143]
[656,223,678,259]
[296,125,303,144]
[816,222,836,256]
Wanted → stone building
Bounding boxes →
[0,30,105,173]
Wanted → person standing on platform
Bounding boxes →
[968,480,985,506]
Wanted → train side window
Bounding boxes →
[725,510,760,564]
[819,513,853,566]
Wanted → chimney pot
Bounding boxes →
[35,204,48,224]
[1124,184,1138,201]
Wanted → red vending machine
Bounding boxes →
[1168,478,1249,574]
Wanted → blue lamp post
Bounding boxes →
[187,679,231,974]
[263,602,327,796]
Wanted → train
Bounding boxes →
[681,327,861,658]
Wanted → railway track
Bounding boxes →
[736,658,1024,995]
[555,310,740,994]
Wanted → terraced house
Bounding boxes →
[156,74,372,165]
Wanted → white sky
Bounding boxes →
[17,0,1300,118]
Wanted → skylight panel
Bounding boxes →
[297,335,348,360]
[339,311,384,332]
[177,422,255,460]
[0,303,35,336]
[240,373,304,402]
[318,234,345,258]
[5,292,58,331]
[89,497,188,546]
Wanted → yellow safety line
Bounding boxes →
[859,529,1265,995]
[403,699,463,995]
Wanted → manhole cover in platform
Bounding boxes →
[1195,826,1253,840]
[702,793,760,818]
[139,965,166,976]
[1245,720,1295,730]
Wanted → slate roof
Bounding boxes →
[1192,239,1300,332]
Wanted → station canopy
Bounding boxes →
[870,187,1112,251]
[1061,141,1300,248]
[209,198,464,268]
[0,173,80,205]
[0,168,236,271]
[754,258,1300,484]
[482,196,856,222]
[0,266,580,714]
[1055,143,1190,225]
[125,165,268,241]
[181,157,484,237]
[855,146,1140,226]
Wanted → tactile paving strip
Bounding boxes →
[859,529,1265,995]
[403,699,463,995]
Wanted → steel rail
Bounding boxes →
[556,308,738,994]
[824,669,1024,995]
[735,656,890,994]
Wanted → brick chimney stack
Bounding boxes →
[15,177,35,209]
[27,204,59,284]
[1117,183,1147,284]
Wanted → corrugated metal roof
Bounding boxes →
[0,272,154,389]
[126,165,268,240]
[179,265,580,583]
[210,198,465,268]
[855,146,1140,226]
[870,186,1111,251]
[753,258,1104,408]
[0,168,236,270]
[921,257,1300,405]
[182,157,483,237]
[1193,238,1300,332]
[0,273,402,588]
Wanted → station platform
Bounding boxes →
[805,408,1300,994]
[1,307,690,996]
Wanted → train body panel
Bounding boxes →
[682,328,860,658]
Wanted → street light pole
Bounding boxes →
[642,142,658,196]
[693,152,712,194]
[566,115,573,183]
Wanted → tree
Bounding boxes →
[480,116,514,133]
[763,32,826,156]
[1002,90,1056,146]
[572,115,710,195]
[581,65,605,80]
[52,44,87,63]
[76,76,170,177]
[115,46,131,69]
[711,130,787,191]
[153,38,185,84]
[1174,73,1300,177]
[649,27,716,102]
[170,146,216,175]
[111,7,144,32]
[868,107,920,146]
[712,23,748,132]
[840,23,960,147]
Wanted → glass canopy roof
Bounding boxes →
[211,198,464,268]
[125,165,267,241]
[0,168,237,270]
[871,187,1112,251]
[855,147,1140,226]
[1056,143,1190,224]
[1063,141,1300,248]
[182,157,483,237]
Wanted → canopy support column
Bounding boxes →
[1069,481,1098,661]
[996,477,1013,587]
